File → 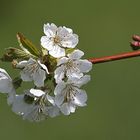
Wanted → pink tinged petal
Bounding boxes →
[68,49,84,60]
[41,36,54,51]
[44,23,57,37]
[55,94,65,106]
[61,34,79,48]
[54,66,65,83]
[54,82,66,95]
[30,89,45,97]
[57,57,69,66]
[49,45,65,58]
[76,59,92,73]
[60,103,71,115]
[33,69,46,87]
[73,89,87,107]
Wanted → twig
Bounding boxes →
[89,50,140,64]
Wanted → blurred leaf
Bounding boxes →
[17,33,41,57]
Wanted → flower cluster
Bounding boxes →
[0,23,92,122]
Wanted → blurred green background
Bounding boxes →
[0,0,140,140]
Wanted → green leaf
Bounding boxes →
[17,33,40,57]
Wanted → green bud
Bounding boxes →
[1,47,33,62]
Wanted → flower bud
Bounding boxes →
[132,35,140,41]
[130,41,140,50]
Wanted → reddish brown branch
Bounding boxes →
[89,50,140,64]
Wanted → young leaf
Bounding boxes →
[17,33,40,57]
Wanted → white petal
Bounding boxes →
[57,26,69,37]
[41,36,54,51]
[7,89,16,105]
[38,60,49,74]
[0,79,13,93]
[12,95,32,115]
[54,66,65,83]
[33,69,46,87]
[20,71,32,81]
[49,45,65,58]
[0,69,14,94]
[68,49,84,60]
[60,103,71,115]
[30,89,45,97]
[54,82,66,95]
[55,94,64,106]
[74,75,91,87]
[0,69,13,94]
[28,58,36,63]
[57,26,78,48]
[57,57,69,66]
[66,69,83,79]
[63,26,73,33]
[23,105,46,122]
[76,59,92,73]
[73,89,87,107]
[69,103,76,113]
[0,68,12,80]
[47,106,60,118]
[16,60,28,68]
[44,23,57,37]
[61,34,79,48]
[47,94,55,105]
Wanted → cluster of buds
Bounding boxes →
[131,35,140,50]
[0,23,92,122]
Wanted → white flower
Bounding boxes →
[16,58,49,87]
[41,23,79,58]
[0,68,14,93]
[0,68,16,105]
[12,89,60,122]
[54,75,91,115]
[54,49,92,83]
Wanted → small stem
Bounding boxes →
[89,50,140,64]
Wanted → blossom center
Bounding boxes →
[25,62,39,73]
[65,60,74,69]
[63,84,76,102]
[53,35,61,44]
